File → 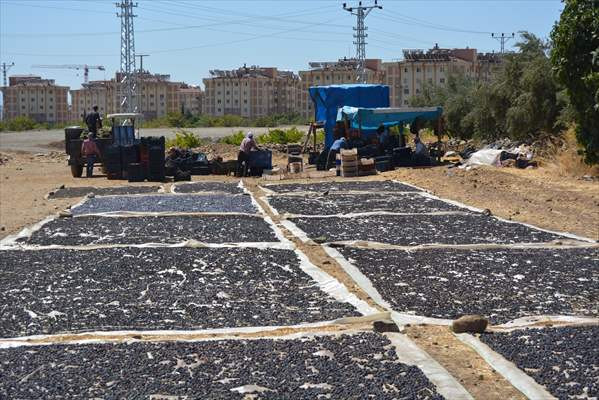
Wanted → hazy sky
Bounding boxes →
[1,0,563,92]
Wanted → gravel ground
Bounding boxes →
[481,326,599,399]
[0,248,360,337]
[47,185,161,199]
[0,333,444,399]
[17,214,278,246]
[172,181,244,194]
[71,194,257,215]
[268,193,466,216]
[263,180,421,194]
[290,214,566,245]
[338,247,599,324]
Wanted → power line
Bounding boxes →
[376,10,493,35]
[343,0,383,83]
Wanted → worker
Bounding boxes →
[237,131,260,177]
[376,124,391,154]
[412,135,431,166]
[85,105,102,138]
[326,136,347,169]
[81,133,101,178]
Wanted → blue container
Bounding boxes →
[248,150,272,170]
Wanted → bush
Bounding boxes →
[165,130,209,149]
[219,130,246,146]
[257,127,304,144]
[0,116,39,132]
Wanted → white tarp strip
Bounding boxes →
[46,185,166,200]
[0,240,294,252]
[323,245,394,310]
[170,180,242,195]
[492,315,599,331]
[278,211,474,219]
[385,332,474,400]
[259,196,279,216]
[293,247,378,317]
[324,240,597,251]
[279,219,313,243]
[455,333,557,400]
[0,215,58,248]
[259,190,420,197]
[0,320,368,349]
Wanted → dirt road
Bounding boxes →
[0,125,308,154]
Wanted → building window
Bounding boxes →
[217,108,221,112]
[440,67,445,72]
[404,100,409,105]
[404,68,408,73]
[416,68,420,73]
[404,89,409,94]
[440,78,445,84]
[428,78,433,84]
[416,89,420,94]
[226,91,230,95]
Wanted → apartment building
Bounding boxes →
[1,75,69,123]
[203,65,300,118]
[297,58,386,119]
[178,84,203,115]
[70,71,188,121]
[382,46,503,107]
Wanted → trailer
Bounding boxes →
[65,113,143,178]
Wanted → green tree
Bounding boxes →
[551,0,599,164]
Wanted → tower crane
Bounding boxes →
[31,64,106,83]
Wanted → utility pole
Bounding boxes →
[135,54,149,74]
[2,62,15,87]
[491,32,515,55]
[343,1,382,83]
[116,0,138,113]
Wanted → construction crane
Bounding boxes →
[31,64,106,83]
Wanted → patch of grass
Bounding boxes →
[543,127,599,177]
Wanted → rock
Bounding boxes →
[59,184,66,189]
[313,236,328,244]
[482,209,492,216]
[87,193,95,198]
[373,319,400,333]
[0,226,5,231]
[58,211,73,218]
[451,315,488,333]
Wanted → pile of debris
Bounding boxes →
[443,138,538,170]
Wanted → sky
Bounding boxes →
[1,0,564,93]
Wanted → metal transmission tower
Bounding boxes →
[116,0,138,113]
[2,62,15,86]
[491,32,515,54]
[343,0,382,83]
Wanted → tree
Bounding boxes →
[551,0,599,164]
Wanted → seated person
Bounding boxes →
[412,135,433,166]
[376,124,391,155]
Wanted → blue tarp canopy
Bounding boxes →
[309,84,389,148]
[337,106,443,130]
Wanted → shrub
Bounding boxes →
[257,127,304,144]
[0,116,39,132]
[165,130,208,149]
[219,130,246,146]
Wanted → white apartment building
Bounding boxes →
[1,75,69,123]
[178,85,203,115]
[203,65,300,118]
[382,46,503,107]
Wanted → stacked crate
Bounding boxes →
[358,158,377,176]
[340,148,358,177]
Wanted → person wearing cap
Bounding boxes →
[237,131,260,177]
[81,133,101,178]
[85,105,102,138]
